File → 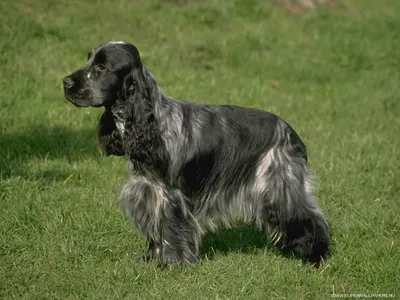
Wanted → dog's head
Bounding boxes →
[62,41,142,108]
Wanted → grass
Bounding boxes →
[1,0,399,298]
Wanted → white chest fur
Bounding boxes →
[111,108,126,136]
[115,120,125,135]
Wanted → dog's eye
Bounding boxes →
[95,64,107,72]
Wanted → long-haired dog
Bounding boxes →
[63,41,329,265]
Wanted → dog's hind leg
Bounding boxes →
[256,147,329,264]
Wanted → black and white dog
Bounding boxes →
[63,41,329,265]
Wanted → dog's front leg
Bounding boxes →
[137,239,163,263]
[159,198,202,265]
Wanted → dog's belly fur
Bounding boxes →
[121,163,258,238]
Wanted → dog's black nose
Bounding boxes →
[63,77,74,89]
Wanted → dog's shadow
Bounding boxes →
[200,225,333,266]
[200,225,272,260]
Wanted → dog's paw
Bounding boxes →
[136,253,151,264]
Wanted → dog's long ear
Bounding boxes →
[122,70,136,100]
[121,65,167,169]
[122,66,160,104]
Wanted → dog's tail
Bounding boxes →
[262,120,329,263]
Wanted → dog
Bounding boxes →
[63,41,329,265]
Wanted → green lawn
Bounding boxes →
[1,0,399,299]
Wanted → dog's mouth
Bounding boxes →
[64,95,89,107]
[63,89,93,107]
[66,99,88,107]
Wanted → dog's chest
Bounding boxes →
[115,120,125,135]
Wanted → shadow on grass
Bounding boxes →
[200,225,271,259]
[0,124,99,180]
[200,224,333,266]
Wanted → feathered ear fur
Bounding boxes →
[122,72,136,100]
[122,66,160,104]
[121,66,169,172]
